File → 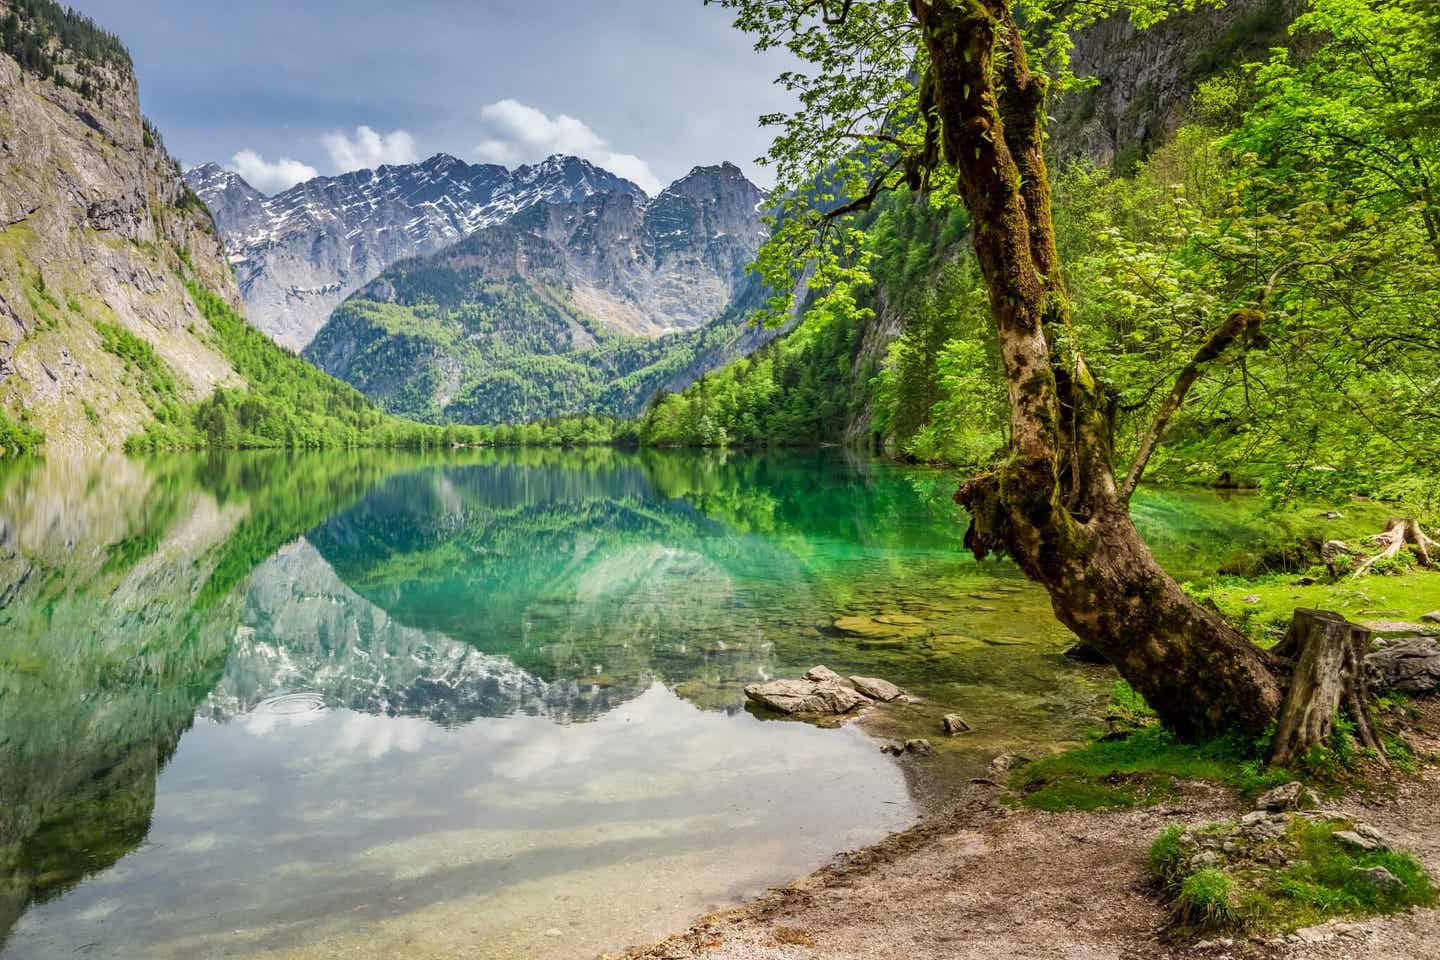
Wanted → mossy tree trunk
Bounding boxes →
[912,0,1299,740]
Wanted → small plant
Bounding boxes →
[1150,816,1436,936]
[1175,869,1240,930]
[1148,825,1189,892]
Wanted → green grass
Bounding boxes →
[1198,570,1440,647]
[1149,824,1191,890]
[0,407,45,456]
[1012,686,1292,812]
[1149,817,1436,934]
[1175,869,1242,930]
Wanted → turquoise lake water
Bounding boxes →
[0,448,1275,959]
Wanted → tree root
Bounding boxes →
[1352,518,1438,577]
[1269,609,1385,767]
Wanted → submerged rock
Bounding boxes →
[904,739,933,755]
[850,676,903,701]
[873,613,924,626]
[832,615,925,639]
[1423,611,1440,624]
[1365,638,1440,694]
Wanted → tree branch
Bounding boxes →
[1121,308,1264,500]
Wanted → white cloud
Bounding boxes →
[473,99,662,195]
[227,149,318,194]
[322,125,420,172]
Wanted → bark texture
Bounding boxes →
[1269,610,1383,767]
[912,0,1289,739]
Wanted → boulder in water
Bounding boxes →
[744,678,869,715]
[850,676,903,701]
[803,665,849,685]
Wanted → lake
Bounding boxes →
[0,449,1273,959]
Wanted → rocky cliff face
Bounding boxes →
[0,3,246,453]
[1053,0,1297,168]
[300,163,771,423]
[187,153,649,350]
[496,162,768,336]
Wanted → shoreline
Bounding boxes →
[606,701,1440,960]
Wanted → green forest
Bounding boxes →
[643,1,1439,510]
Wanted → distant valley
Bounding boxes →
[191,155,776,424]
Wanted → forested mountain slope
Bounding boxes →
[186,153,648,350]
[0,0,244,453]
[640,0,1315,467]
[304,164,774,424]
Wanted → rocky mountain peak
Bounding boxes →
[188,152,653,350]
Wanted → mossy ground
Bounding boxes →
[1010,712,1292,813]
[1200,571,1440,647]
[1149,817,1437,934]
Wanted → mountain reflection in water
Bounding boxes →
[0,449,1273,959]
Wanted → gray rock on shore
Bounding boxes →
[1256,781,1319,812]
[1365,638,1440,694]
[943,713,972,736]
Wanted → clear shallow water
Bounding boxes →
[0,449,1271,959]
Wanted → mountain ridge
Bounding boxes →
[300,160,772,424]
[186,152,650,350]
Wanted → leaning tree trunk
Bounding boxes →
[912,0,1335,745]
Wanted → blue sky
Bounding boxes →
[71,0,795,194]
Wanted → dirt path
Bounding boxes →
[610,723,1440,960]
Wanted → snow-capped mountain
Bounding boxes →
[301,162,773,424]
[186,153,648,350]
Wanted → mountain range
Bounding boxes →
[185,153,649,351]
[302,162,772,423]
[191,152,775,424]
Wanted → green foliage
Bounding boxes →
[704,0,1439,508]
[1,0,130,95]
[1175,869,1241,931]
[0,406,44,456]
[95,319,180,403]
[1152,816,1436,934]
[1149,825,1191,892]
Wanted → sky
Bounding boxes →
[71,0,796,195]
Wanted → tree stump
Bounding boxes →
[1269,609,1384,767]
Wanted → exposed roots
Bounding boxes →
[1269,609,1385,768]
[1352,518,1438,577]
